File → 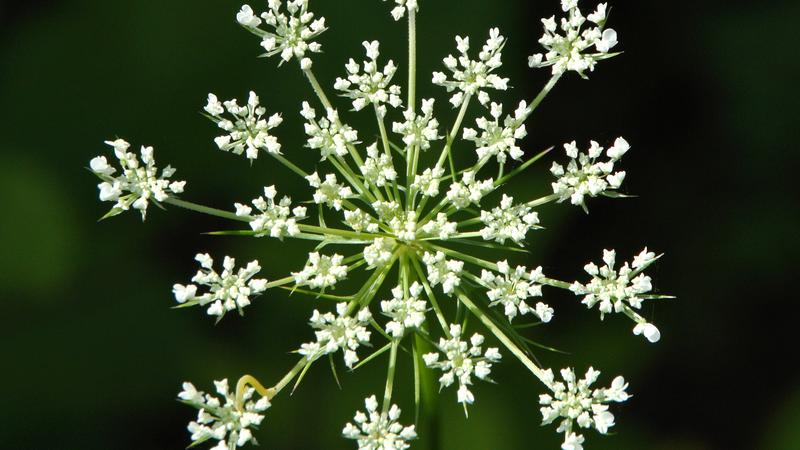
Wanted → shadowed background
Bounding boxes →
[1,1,798,449]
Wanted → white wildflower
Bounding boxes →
[446,171,494,210]
[344,209,381,233]
[179,379,270,449]
[364,237,397,268]
[539,367,629,448]
[480,194,540,245]
[237,185,307,239]
[392,98,441,151]
[419,213,457,240]
[173,253,269,318]
[335,41,402,117]
[299,303,372,368]
[342,395,417,450]
[302,103,360,160]
[90,139,186,220]
[237,1,327,67]
[381,282,427,338]
[432,28,509,107]
[463,101,527,164]
[382,0,419,21]
[423,324,501,405]
[293,252,348,290]
[360,143,398,188]
[306,172,353,211]
[204,91,283,160]
[422,251,463,295]
[412,166,445,197]
[550,138,629,210]
[481,261,551,322]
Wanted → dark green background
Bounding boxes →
[2,1,798,449]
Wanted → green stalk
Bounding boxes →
[164,197,248,223]
[382,340,400,413]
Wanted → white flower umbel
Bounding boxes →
[381,282,427,338]
[299,303,372,368]
[423,324,501,406]
[432,28,509,107]
[570,248,664,342]
[91,1,671,448]
[204,91,283,161]
[90,139,186,220]
[392,98,441,152]
[481,261,552,322]
[335,41,403,117]
[528,1,619,77]
[463,101,527,165]
[382,0,419,21]
[237,1,327,67]
[550,138,630,211]
[236,186,307,239]
[179,379,270,450]
[173,253,269,319]
[539,367,630,449]
[292,252,348,290]
[302,102,360,160]
[480,194,540,245]
[342,395,417,450]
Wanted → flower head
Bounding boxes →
[392,98,441,152]
[299,303,372,368]
[293,252,348,290]
[236,186,307,239]
[550,138,630,210]
[204,91,283,161]
[342,395,417,450]
[481,261,552,322]
[336,41,403,117]
[381,282,427,338]
[382,0,419,21]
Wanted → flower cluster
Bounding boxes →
[89,1,671,449]
[299,302,372,368]
[179,379,270,450]
[173,253,269,319]
[423,324,502,406]
[481,261,552,322]
[335,41,403,116]
[432,28,509,107]
[237,1,327,68]
[342,395,417,450]
[528,1,618,77]
[570,248,662,342]
[90,139,186,220]
[204,91,283,161]
[539,367,629,449]
[550,138,630,210]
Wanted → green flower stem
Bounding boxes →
[303,67,334,111]
[521,72,563,123]
[494,146,553,186]
[375,104,402,204]
[265,275,296,290]
[299,224,386,240]
[331,155,380,203]
[272,153,309,178]
[164,197,249,222]
[407,9,417,113]
[409,255,450,336]
[456,291,550,384]
[382,339,400,414]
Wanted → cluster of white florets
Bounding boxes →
[302,102,360,160]
[179,379,271,450]
[361,143,398,188]
[539,367,629,450]
[423,324,502,406]
[571,248,662,342]
[422,251,464,295]
[446,171,494,209]
[204,91,283,160]
[392,98,441,151]
[551,138,629,209]
[381,282,428,338]
[299,302,372,368]
[306,172,353,211]
[237,1,327,69]
[90,139,186,220]
[342,395,417,450]
[528,1,618,77]
[336,41,403,116]
[432,28,509,107]
[464,101,528,165]
[383,0,419,21]
[173,253,269,318]
[480,195,540,245]
[236,186,307,239]
[292,252,348,290]
[481,261,552,322]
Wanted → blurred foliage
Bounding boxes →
[1,0,799,449]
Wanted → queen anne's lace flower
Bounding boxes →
[422,251,463,295]
[419,213,457,240]
[528,1,618,77]
[344,209,380,233]
[299,303,372,368]
[179,379,270,450]
[236,1,327,68]
[90,139,186,220]
[302,102,360,160]
[463,101,528,164]
[446,171,494,210]
[423,324,501,405]
[539,367,629,449]
[364,237,397,268]
[335,41,403,117]
[432,28,509,107]
[481,261,552,322]
[204,92,283,161]
[360,143,398,188]
[236,186,307,239]
[411,167,445,197]
[480,195,540,245]
[342,395,417,450]
[570,248,662,342]
[173,253,269,318]
[381,282,427,338]
[306,172,353,211]
[382,0,419,21]
[293,252,348,289]
[392,98,441,151]
[550,138,629,210]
